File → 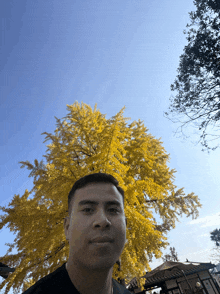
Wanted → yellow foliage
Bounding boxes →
[0,101,202,293]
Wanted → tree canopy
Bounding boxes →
[165,0,220,151]
[210,228,220,262]
[210,228,220,246]
[162,247,179,262]
[0,102,201,293]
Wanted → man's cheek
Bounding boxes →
[71,227,84,247]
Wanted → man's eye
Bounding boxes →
[82,208,119,213]
[82,208,93,213]
[110,208,120,213]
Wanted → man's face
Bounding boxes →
[64,182,127,271]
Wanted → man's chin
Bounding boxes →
[85,259,116,271]
[66,255,118,271]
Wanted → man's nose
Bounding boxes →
[92,209,111,227]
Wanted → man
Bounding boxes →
[22,173,132,293]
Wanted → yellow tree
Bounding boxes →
[0,101,202,293]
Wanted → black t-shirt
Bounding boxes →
[22,263,132,294]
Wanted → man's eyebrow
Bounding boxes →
[78,200,122,207]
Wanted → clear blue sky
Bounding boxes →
[1,0,220,292]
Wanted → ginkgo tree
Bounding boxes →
[0,101,202,293]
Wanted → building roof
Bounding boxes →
[0,262,16,279]
[126,261,215,290]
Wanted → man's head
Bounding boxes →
[67,173,125,217]
[64,173,127,272]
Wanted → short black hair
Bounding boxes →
[68,173,125,216]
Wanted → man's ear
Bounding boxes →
[64,216,70,241]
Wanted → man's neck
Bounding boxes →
[65,262,113,294]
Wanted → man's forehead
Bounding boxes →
[77,199,122,207]
[76,182,119,194]
[74,183,123,203]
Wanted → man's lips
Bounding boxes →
[91,242,112,247]
[90,236,114,243]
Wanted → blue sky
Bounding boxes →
[1,0,220,292]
